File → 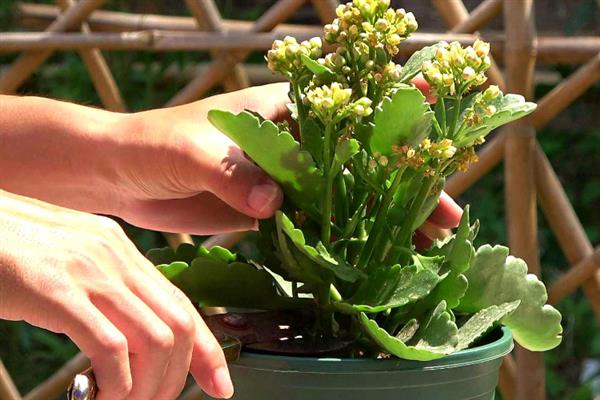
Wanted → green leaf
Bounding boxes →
[396,318,419,343]
[457,245,563,351]
[166,258,307,310]
[456,301,520,351]
[360,312,454,361]
[337,264,441,313]
[208,110,324,206]
[457,93,537,146]
[301,117,323,166]
[447,206,474,274]
[410,301,458,352]
[175,243,197,264]
[300,54,336,80]
[412,254,445,274]
[276,211,362,282]
[197,245,237,263]
[421,208,474,309]
[146,246,176,266]
[157,261,189,280]
[411,178,444,230]
[371,85,433,155]
[399,44,443,83]
[334,138,360,169]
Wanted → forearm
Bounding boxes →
[0,95,127,214]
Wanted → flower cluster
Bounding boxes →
[463,85,501,126]
[266,36,322,77]
[324,0,417,57]
[305,82,373,122]
[392,144,424,169]
[452,146,479,172]
[421,40,491,96]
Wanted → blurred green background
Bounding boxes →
[0,1,599,399]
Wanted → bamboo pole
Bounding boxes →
[310,0,339,23]
[535,147,600,313]
[184,0,249,92]
[450,0,503,34]
[498,355,517,400]
[166,0,306,106]
[57,0,125,112]
[432,0,506,90]
[533,52,600,129]
[202,232,248,250]
[0,0,106,93]
[23,353,89,400]
[503,2,544,399]
[15,3,317,37]
[0,359,21,400]
[14,3,600,64]
[0,31,479,52]
[549,247,600,305]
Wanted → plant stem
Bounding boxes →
[438,97,447,136]
[387,175,437,263]
[292,81,305,132]
[356,167,406,271]
[343,191,369,239]
[449,95,462,139]
[321,123,335,246]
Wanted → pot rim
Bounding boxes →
[231,326,513,373]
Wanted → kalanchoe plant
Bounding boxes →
[149,0,562,360]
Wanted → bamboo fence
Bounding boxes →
[0,1,598,399]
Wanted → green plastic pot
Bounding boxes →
[206,327,513,400]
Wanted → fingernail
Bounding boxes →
[212,366,234,399]
[247,182,280,214]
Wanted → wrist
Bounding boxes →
[0,95,128,214]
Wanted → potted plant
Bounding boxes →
[147,1,562,398]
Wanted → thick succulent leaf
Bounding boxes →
[457,94,537,146]
[197,245,237,263]
[412,254,445,274]
[163,258,306,310]
[371,85,434,155]
[146,246,176,266]
[208,110,324,206]
[301,117,324,166]
[456,301,520,351]
[396,318,419,343]
[411,178,444,230]
[157,261,188,280]
[457,245,563,351]
[334,138,360,167]
[276,211,362,282]
[399,44,443,83]
[447,206,474,274]
[420,209,474,309]
[300,54,336,81]
[336,264,441,313]
[360,312,454,361]
[410,301,459,351]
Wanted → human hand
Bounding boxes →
[0,190,233,400]
[111,84,290,235]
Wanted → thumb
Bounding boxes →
[198,143,283,219]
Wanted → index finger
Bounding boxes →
[427,191,463,229]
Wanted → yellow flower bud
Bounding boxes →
[483,85,501,100]
[484,105,497,116]
[462,66,476,81]
[473,39,490,58]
